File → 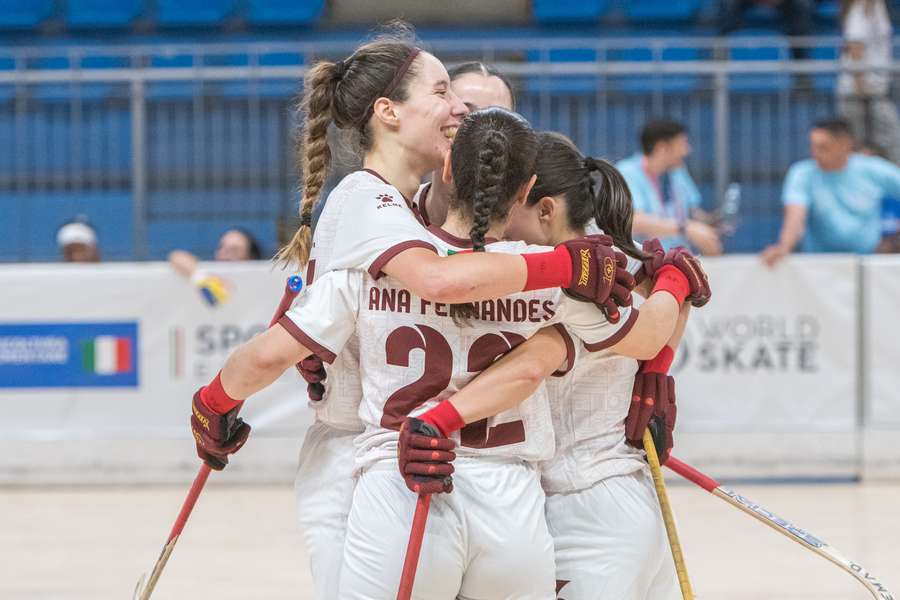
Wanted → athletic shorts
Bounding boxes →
[545,470,679,600]
[294,420,359,600]
[339,457,556,600]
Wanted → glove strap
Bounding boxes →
[642,345,675,374]
[200,372,242,415]
[652,265,690,306]
[420,400,466,437]
[521,246,573,292]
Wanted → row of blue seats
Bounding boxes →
[0,186,782,261]
[0,190,279,260]
[0,0,856,30]
[0,0,323,29]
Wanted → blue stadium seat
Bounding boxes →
[148,52,196,99]
[0,191,134,261]
[524,47,602,96]
[728,30,791,91]
[67,0,143,28]
[247,0,324,26]
[0,0,54,29]
[809,44,839,91]
[532,0,609,23]
[623,0,702,22]
[157,0,238,27]
[220,51,304,98]
[606,33,703,92]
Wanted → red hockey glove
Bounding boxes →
[296,355,327,402]
[635,238,666,285]
[559,235,635,323]
[397,417,456,495]
[662,247,711,308]
[190,375,250,471]
[626,347,677,465]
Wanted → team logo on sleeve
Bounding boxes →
[375,193,403,210]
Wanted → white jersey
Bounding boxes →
[301,169,433,431]
[540,255,648,494]
[282,227,639,471]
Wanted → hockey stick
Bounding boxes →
[666,456,895,600]
[644,429,694,600]
[134,275,304,599]
[396,493,432,600]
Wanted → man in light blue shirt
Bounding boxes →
[762,118,900,265]
[617,120,723,255]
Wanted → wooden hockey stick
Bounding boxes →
[397,493,432,600]
[666,456,894,600]
[134,276,304,599]
[644,430,695,600]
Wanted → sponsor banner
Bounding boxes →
[672,255,858,433]
[0,322,138,388]
[0,262,311,443]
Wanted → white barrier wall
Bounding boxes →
[0,256,895,484]
[863,257,900,479]
[0,262,313,484]
[672,256,860,479]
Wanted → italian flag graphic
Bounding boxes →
[82,336,132,375]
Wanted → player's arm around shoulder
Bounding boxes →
[223,269,362,400]
[442,326,572,424]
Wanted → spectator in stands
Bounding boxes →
[617,120,723,255]
[837,0,900,164]
[57,218,100,262]
[168,228,264,307]
[761,118,900,265]
[718,0,813,60]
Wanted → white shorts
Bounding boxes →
[339,457,556,600]
[545,470,679,600]
[294,420,359,600]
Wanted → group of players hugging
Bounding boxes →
[188,25,711,600]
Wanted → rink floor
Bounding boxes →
[4,481,898,599]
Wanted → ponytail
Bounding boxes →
[276,61,339,267]
[584,157,647,261]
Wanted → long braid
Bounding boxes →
[276,61,338,267]
[469,130,508,252]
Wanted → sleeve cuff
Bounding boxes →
[550,323,577,377]
[368,240,438,280]
[582,308,640,352]
[277,316,337,363]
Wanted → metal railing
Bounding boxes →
[0,36,896,260]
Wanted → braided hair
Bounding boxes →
[447,107,539,322]
[276,24,422,267]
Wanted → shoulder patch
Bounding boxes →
[375,193,403,210]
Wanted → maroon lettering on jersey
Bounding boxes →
[381,324,453,430]
[542,300,556,321]
[528,299,541,322]
[513,299,528,321]
[368,286,379,311]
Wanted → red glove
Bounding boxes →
[190,375,251,471]
[636,238,665,285]
[626,347,677,465]
[560,235,635,323]
[397,417,457,495]
[662,247,711,308]
[296,355,327,402]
